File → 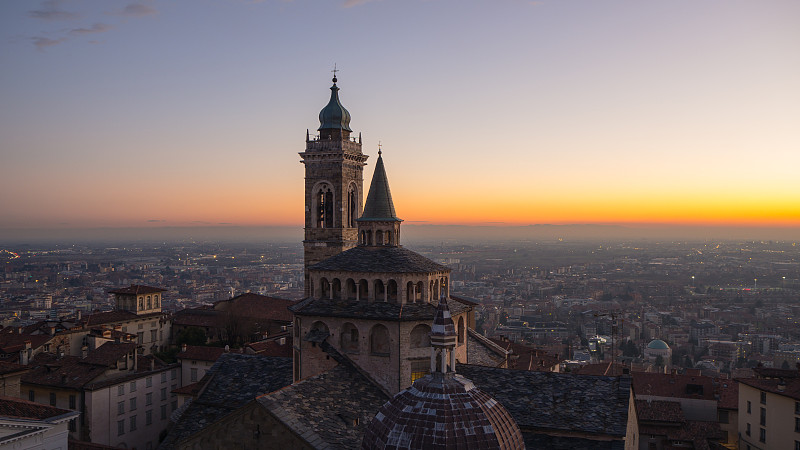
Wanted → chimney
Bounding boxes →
[777,379,786,392]
[81,345,88,359]
[181,343,187,353]
[279,337,286,346]
[224,345,230,353]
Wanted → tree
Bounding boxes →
[176,326,207,346]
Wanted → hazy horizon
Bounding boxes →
[2,223,798,245]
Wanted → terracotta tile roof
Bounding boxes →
[82,310,162,327]
[631,372,716,401]
[737,377,800,401]
[0,334,52,354]
[171,309,224,328]
[173,381,204,396]
[213,293,296,323]
[0,395,75,420]
[177,346,225,362]
[490,338,560,372]
[717,379,738,409]
[22,354,107,389]
[245,336,292,358]
[635,399,684,423]
[573,362,629,376]
[0,361,28,376]
[638,420,724,450]
[108,285,166,295]
[81,342,136,367]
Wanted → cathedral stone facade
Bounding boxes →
[291,77,473,395]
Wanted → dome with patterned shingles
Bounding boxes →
[361,296,524,450]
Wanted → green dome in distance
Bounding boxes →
[647,339,670,350]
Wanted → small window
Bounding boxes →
[146,409,152,425]
[130,397,136,411]
[718,409,729,424]
[746,423,751,436]
[760,407,766,426]
[146,392,152,406]
[795,417,800,433]
[190,368,198,382]
[49,393,56,406]
[760,391,766,405]
[130,381,137,392]
[28,390,34,402]
[160,404,167,421]
[69,418,77,432]
[171,400,177,411]
[161,387,167,401]
[759,428,765,443]
[118,385,125,396]
[747,400,751,414]
[130,415,137,432]
[69,394,76,410]
[795,401,800,415]
[117,419,125,436]
[161,372,167,383]
[171,384,177,397]
[146,376,153,387]
[171,369,177,380]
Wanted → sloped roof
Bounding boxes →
[458,365,631,439]
[631,372,716,401]
[159,353,292,449]
[81,342,136,367]
[177,346,226,363]
[308,246,448,274]
[635,399,684,423]
[0,395,76,421]
[290,295,471,321]
[258,359,389,449]
[108,285,166,295]
[358,152,399,222]
[213,293,295,322]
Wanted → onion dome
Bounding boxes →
[318,76,352,132]
[647,339,670,350]
[358,152,400,222]
[361,374,524,449]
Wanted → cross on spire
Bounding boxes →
[331,63,339,83]
[378,141,382,155]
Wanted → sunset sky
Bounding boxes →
[1,0,799,234]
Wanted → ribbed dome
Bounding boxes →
[318,77,352,132]
[647,339,670,350]
[361,373,524,450]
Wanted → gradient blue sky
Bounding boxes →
[1,0,799,231]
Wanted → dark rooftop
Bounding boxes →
[108,285,166,295]
[159,353,292,449]
[258,361,389,449]
[458,365,630,439]
[291,295,472,321]
[308,246,449,274]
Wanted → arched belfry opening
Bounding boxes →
[315,184,334,229]
[300,74,367,296]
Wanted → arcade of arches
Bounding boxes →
[310,273,450,304]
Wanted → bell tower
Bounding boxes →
[300,74,368,295]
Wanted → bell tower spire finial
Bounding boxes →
[331,63,339,83]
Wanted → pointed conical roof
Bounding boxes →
[359,152,401,222]
[318,77,352,132]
